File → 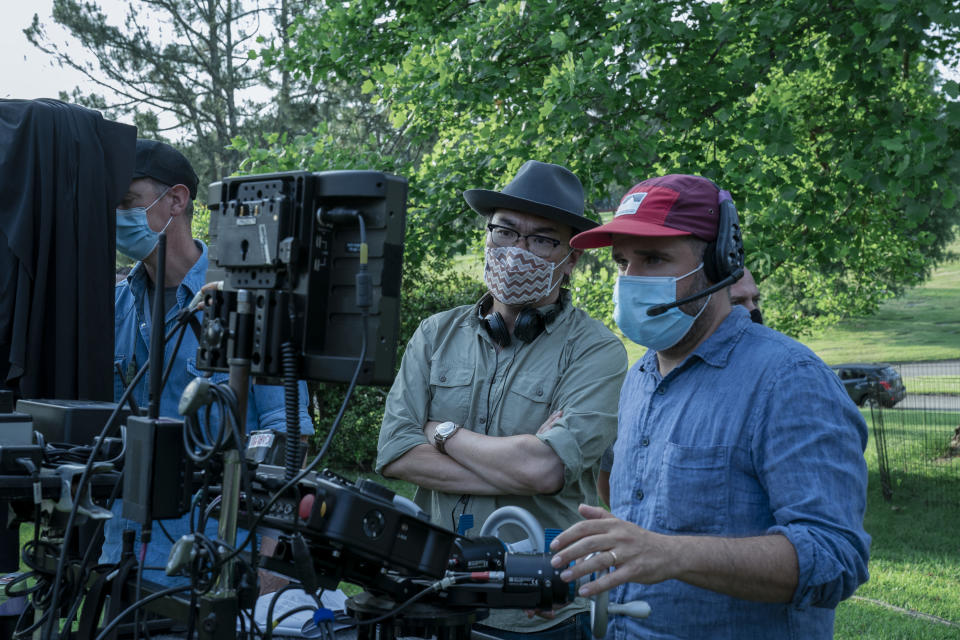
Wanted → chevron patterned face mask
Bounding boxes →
[484,245,572,306]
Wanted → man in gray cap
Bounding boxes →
[103,139,314,588]
[377,160,628,638]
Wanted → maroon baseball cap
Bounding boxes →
[570,174,721,249]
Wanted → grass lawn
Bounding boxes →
[833,408,960,638]
[902,375,960,396]
[802,241,960,365]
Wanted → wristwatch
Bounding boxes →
[434,421,460,454]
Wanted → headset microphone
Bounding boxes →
[646,267,743,317]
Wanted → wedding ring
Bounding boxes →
[608,549,618,567]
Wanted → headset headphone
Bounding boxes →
[479,291,568,348]
[703,189,745,283]
[647,184,745,317]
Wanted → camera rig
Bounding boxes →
[197,169,407,386]
[3,169,648,639]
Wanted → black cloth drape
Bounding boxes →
[0,98,136,401]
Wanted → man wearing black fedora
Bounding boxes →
[377,160,627,637]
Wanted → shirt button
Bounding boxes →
[656,387,665,395]
[641,438,650,447]
[636,489,644,501]
[479,417,486,424]
[536,388,543,396]
[440,375,447,382]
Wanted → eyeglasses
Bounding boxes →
[486,223,563,258]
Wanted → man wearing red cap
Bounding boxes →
[549,175,870,638]
[377,160,627,637]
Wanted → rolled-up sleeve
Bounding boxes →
[250,380,315,435]
[537,323,627,486]
[758,360,871,609]
[376,319,434,474]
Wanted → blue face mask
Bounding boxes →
[613,264,710,351]
[116,188,172,261]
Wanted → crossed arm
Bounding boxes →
[382,413,565,495]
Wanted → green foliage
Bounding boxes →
[192,203,211,245]
[570,260,618,333]
[309,260,486,470]
[254,0,960,335]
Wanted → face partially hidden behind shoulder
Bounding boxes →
[728,267,762,324]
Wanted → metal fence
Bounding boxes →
[868,360,960,506]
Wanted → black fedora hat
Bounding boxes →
[464,160,598,232]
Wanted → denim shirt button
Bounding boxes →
[641,437,650,447]
[440,375,447,382]
[479,416,486,424]
[656,386,665,395]
[636,489,644,500]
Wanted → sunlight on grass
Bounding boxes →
[803,240,960,365]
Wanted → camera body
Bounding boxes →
[198,170,407,385]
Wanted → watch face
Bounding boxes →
[438,422,456,437]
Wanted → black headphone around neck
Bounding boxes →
[478,291,568,348]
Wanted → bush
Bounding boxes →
[310,260,487,471]
[570,260,617,333]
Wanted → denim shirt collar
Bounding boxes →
[638,305,753,376]
[691,305,752,368]
[126,239,208,311]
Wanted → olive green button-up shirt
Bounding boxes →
[377,295,627,631]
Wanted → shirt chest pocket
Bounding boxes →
[429,365,475,425]
[501,374,552,435]
[655,442,729,534]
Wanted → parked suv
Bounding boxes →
[831,363,906,408]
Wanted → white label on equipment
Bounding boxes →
[249,432,275,448]
[259,224,271,263]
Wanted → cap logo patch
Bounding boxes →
[615,192,647,217]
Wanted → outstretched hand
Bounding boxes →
[549,504,678,598]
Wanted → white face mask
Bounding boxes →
[483,245,572,306]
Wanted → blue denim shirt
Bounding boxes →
[102,240,315,585]
[609,306,870,639]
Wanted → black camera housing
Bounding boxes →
[198,170,407,385]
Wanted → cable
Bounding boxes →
[134,530,150,640]
[92,584,193,640]
[281,342,301,481]
[223,311,368,567]
[45,313,196,639]
[352,577,458,627]
[160,321,189,391]
[264,583,306,640]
